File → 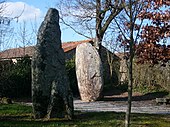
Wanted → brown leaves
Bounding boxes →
[138,11,170,22]
[136,0,170,65]
[143,0,170,8]
[141,25,170,44]
[136,43,170,64]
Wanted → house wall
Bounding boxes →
[119,58,128,82]
[0,43,121,86]
[65,49,76,61]
[100,46,121,86]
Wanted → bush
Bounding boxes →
[0,56,31,98]
[133,61,170,93]
[65,58,79,97]
[0,56,79,98]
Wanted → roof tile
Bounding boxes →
[0,40,92,59]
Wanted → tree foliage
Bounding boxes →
[65,58,79,97]
[136,0,170,65]
[114,0,169,126]
[0,56,31,98]
[133,61,170,93]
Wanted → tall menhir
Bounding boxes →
[31,8,73,119]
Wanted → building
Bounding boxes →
[0,40,121,85]
[0,40,92,61]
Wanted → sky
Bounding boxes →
[0,0,169,50]
[0,0,86,50]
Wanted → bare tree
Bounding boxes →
[14,20,37,53]
[57,0,124,53]
[0,1,13,51]
[0,0,24,51]
[0,17,14,51]
[114,0,145,126]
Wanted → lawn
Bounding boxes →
[0,103,170,127]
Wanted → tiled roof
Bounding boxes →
[62,40,93,52]
[0,46,35,59]
[0,40,92,59]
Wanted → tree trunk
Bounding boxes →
[125,0,134,125]
[94,36,102,55]
[125,54,133,127]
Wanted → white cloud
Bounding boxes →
[3,2,42,22]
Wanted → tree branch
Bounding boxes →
[114,18,128,41]
[60,18,91,39]
[101,3,124,37]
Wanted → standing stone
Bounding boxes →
[76,43,103,102]
[32,8,73,119]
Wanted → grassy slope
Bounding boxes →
[0,104,170,127]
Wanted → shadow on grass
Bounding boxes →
[0,112,125,127]
[1,98,170,127]
[0,111,170,127]
[0,112,124,121]
[0,115,31,120]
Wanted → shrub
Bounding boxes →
[0,56,31,98]
[65,58,79,97]
[133,61,170,93]
[0,56,79,98]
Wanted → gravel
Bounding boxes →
[74,99,170,114]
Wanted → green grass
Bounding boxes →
[0,103,170,127]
